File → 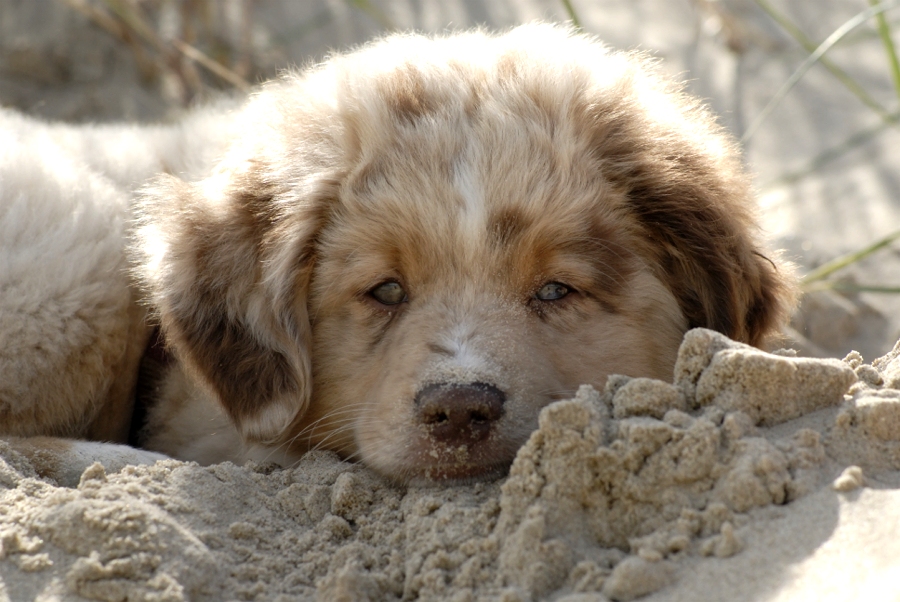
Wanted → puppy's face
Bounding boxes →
[136,25,794,485]
[300,107,686,483]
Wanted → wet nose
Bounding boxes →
[415,382,506,444]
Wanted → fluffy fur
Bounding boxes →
[0,106,234,439]
[0,24,795,485]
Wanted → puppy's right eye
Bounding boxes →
[369,281,407,305]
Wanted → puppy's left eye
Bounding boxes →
[535,282,571,301]
[370,281,408,305]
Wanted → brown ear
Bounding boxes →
[622,168,795,347]
[133,167,332,443]
[579,68,796,347]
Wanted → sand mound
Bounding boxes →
[2,328,899,601]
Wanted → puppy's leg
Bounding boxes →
[3,437,169,488]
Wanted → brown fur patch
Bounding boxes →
[572,86,794,347]
[487,206,532,249]
[381,64,435,124]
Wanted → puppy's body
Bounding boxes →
[0,106,235,439]
[1,25,794,485]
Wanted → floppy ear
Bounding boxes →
[620,164,796,348]
[133,164,333,443]
[580,68,796,347]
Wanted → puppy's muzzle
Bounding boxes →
[415,382,505,445]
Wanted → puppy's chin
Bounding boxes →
[394,429,522,486]
[353,409,534,486]
[370,448,515,487]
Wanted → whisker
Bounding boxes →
[282,402,370,442]
[252,403,373,465]
[308,421,356,452]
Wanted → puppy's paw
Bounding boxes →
[4,437,169,488]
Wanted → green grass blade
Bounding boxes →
[761,109,900,189]
[743,0,900,144]
[801,229,900,285]
[560,0,582,29]
[869,0,900,102]
[753,0,891,119]
[347,0,395,30]
[832,284,900,293]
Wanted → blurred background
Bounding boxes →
[1,0,899,360]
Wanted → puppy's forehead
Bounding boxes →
[323,133,631,308]
[315,53,639,292]
[340,139,592,265]
[340,92,613,242]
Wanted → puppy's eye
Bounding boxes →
[535,282,571,301]
[370,281,407,305]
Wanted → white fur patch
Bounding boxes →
[453,158,485,248]
[422,320,508,391]
[59,442,169,485]
[238,399,299,444]
[444,321,487,372]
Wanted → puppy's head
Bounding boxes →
[135,24,795,484]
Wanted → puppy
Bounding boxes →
[1,24,794,486]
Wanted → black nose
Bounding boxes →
[415,382,506,444]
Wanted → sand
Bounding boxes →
[2,327,899,601]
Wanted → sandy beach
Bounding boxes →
[1,329,899,600]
